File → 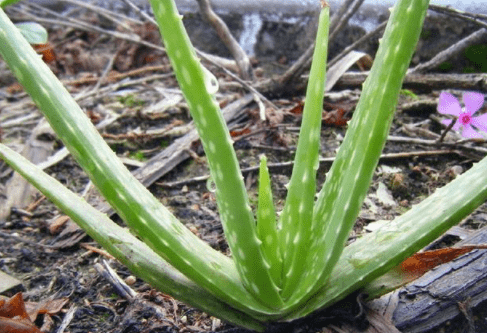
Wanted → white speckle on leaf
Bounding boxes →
[182,258,192,266]
[181,66,192,85]
[315,81,322,95]
[40,86,49,97]
[293,232,300,245]
[203,67,219,95]
[394,44,401,55]
[251,282,260,294]
[266,234,273,245]
[209,141,216,154]
[238,247,246,261]
[196,104,204,116]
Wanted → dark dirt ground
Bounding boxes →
[1,3,487,333]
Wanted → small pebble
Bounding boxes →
[450,165,463,177]
[125,275,136,285]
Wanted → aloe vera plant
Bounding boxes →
[1,0,487,330]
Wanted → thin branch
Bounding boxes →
[410,28,487,74]
[329,21,386,68]
[58,0,143,27]
[278,0,365,86]
[195,0,254,80]
[328,0,366,43]
[329,0,356,34]
[437,118,457,143]
[428,4,487,30]
[119,0,241,73]
[10,4,164,52]
[158,150,461,188]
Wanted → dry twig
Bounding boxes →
[195,0,253,80]
[158,150,461,188]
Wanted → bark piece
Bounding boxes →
[334,73,487,92]
[383,225,487,333]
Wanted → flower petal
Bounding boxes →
[452,120,463,131]
[463,92,485,115]
[461,125,483,139]
[441,119,452,127]
[472,114,487,132]
[438,92,462,115]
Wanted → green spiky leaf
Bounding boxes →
[257,155,282,287]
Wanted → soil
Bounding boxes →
[1,3,487,333]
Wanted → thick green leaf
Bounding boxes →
[256,155,282,287]
[0,0,22,8]
[0,7,274,317]
[0,143,266,331]
[289,153,487,319]
[278,3,329,300]
[148,0,283,308]
[287,0,430,306]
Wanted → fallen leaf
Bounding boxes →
[25,297,69,322]
[376,182,396,208]
[0,293,29,320]
[399,245,487,278]
[323,108,349,127]
[288,101,304,115]
[0,293,42,333]
[0,270,23,294]
[0,317,42,333]
[0,292,68,332]
[364,245,487,298]
[230,128,251,137]
[33,43,56,63]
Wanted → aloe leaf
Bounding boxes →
[288,154,487,319]
[256,155,282,287]
[0,144,266,331]
[286,0,430,305]
[148,0,282,308]
[0,7,274,316]
[0,0,22,8]
[278,2,329,300]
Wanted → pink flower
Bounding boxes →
[438,92,486,138]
